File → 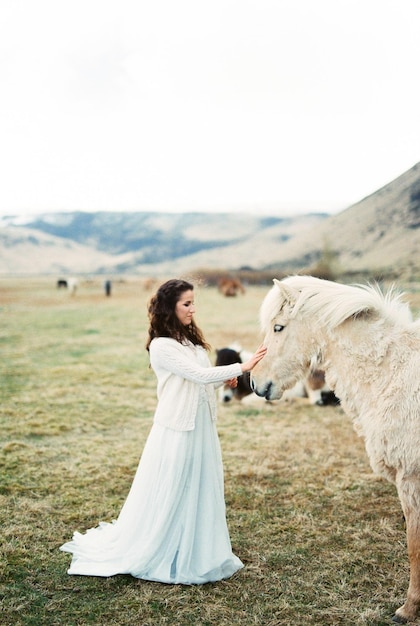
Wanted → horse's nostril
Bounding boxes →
[250,379,272,398]
[264,382,272,399]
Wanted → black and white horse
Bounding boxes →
[215,347,252,402]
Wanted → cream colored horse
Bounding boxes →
[251,275,420,624]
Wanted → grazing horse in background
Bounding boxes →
[143,278,157,291]
[282,367,339,405]
[215,347,252,402]
[57,278,78,295]
[218,277,245,297]
[216,344,338,406]
[67,277,78,296]
[251,275,420,623]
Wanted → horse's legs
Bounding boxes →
[393,478,420,623]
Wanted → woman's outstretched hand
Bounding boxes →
[240,344,267,373]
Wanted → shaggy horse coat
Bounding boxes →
[251,276,420,623]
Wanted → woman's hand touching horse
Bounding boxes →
[240,345,267,373]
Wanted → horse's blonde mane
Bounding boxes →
[261,275,412,331]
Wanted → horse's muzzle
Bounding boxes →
[251,378,272,399]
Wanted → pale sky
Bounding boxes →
[0,0,419,217]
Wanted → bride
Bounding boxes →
[60,278,266,584]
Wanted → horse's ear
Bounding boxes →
[273,279,299,303]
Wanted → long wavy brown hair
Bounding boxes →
[146,279,210,351]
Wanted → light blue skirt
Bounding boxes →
[60,398,243,584]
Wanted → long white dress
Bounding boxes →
[60,342,243,584]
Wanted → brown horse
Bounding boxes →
[217,277,245,297]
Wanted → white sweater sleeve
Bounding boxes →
[150,338,242,384]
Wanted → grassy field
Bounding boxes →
[1,276,419,626]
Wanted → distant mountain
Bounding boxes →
[0,225,131,275]
[261,161,420,278]
[141,162,420,279]
[0,211,328,275]
[0,162,419,278]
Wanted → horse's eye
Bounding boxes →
[273,324,284,333]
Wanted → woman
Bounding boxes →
[60,278,266,584]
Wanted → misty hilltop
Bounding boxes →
[0,162,419,279]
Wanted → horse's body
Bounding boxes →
[251,276,420,623]
[67,277,78,296]
[218,277,245,297]
[283,368,339,406]
[57,277,78,294]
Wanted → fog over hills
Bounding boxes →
[0,162,419,278]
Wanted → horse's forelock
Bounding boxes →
[259,283,294,332]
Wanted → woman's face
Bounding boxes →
[175,289,195,326]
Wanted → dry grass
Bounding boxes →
[1,276,420,626]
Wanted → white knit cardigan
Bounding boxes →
[149,337,243,431]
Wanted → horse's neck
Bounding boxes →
[320,319,391,402]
